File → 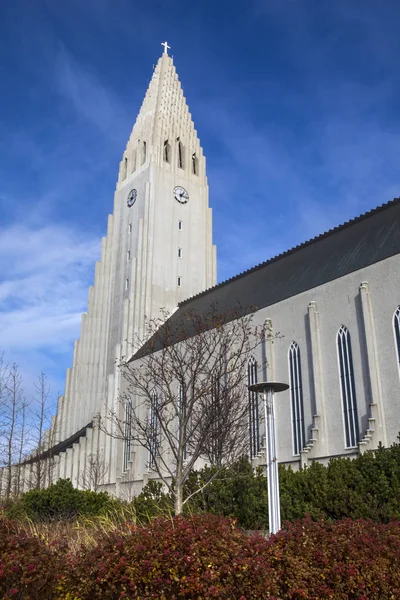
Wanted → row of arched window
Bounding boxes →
[121,139,199,181]
[163,138,199,174]
[248,307,400,458]
[123,307,400,471]
[122,141,147,180]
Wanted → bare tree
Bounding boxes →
[0,352,10,497]
[0,363,25,500]
[14,397,29,495]
[31,373,53,490]
[77,450,109,492]
[103,304,268,514]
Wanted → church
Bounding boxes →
[7,45,400,497]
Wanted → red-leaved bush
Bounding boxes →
[64,515,400,600]
[2,514,400,599]
[0,518,67,600]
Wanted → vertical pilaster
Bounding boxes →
[307,301,328,454]
[359,282,387,447]
[265,318,275,380]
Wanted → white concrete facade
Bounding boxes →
[121,252,400,494]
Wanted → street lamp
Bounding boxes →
[248,381,289,535]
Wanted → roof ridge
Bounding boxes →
[178,197,400,308]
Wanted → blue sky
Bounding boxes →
[1,0,400,404]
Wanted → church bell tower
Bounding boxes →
[55,44,217,459]
[111,43,217,361]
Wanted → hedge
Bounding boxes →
[1,514,400,599]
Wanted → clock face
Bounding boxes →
[173,186,189,204]
[127,188,137,208]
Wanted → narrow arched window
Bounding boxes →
[337,325,359,448]
[141,141,147,165]
[192,152,198,175]
[178,384,187,460]
[131,149,137,173]
[122,156,128,179]
[393,308,400,378]
[163,139,171,163]
[178,140,184,169]
[149,390,159,469]
[247,356,260,459]
[123,401,133,471]
[288,342,305,455]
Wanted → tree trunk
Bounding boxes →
[175,481,183,515]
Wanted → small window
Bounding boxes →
[163,140,171,163]
[178,247,182,258]
[192,152,198,175]
[178,220,183,230]
[178,140,184,169]
[125,278,129,290]
[127,250,131,261]
[177,277,182,287]
[128,223,132,233]
[131,150,137,173]
[141,141,147,165]
[122,156,128,179]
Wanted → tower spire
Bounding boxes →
[119,44,206,184]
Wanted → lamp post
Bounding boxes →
[248,381,289,535]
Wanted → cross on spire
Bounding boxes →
[161,41,171,55]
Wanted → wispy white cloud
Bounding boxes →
[54,46,131,143]
[0,223,100,386]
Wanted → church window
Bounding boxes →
[123,401,133,471]
[128,223,132,233]
[131,150,137,173]
[122,156,128,179]
[178,247,182,258]
[163,140,171,163]
[247,356,260,459]
[178,141,184,169]
[178,220,183,230]
[127,250,131,261]
[125,278,129,290]
[179,384,188,460]
[192,152,198,175]
[141,141,147,165]
[148,390,159,469]
[177,276,182,287]
[337,325,359,448]
[393,307,400,379]
[288,342,305,456]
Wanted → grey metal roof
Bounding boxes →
[20,422,93,465]
[131,197,400,361]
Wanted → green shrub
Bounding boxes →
[183,440,400,528]
[184,456,268,529]
[130,480,173,522]
[6,479,119,522]
[280,441,400,524]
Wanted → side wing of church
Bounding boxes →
[5,48,400,497]
[126,198,400,487]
